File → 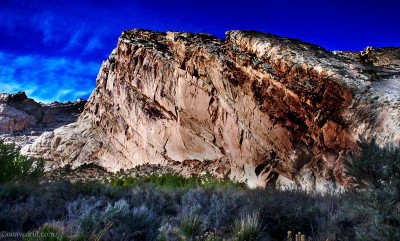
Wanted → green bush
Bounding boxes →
[0,140,43,183]
[343,141,400,240]
[111,177,139,186]
[111,173,243,190]
[179,214,204,240]
[345,142,400,189]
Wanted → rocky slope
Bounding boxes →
[22,30,400,190]
[0,92,86,147]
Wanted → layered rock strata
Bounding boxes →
[0,92,86,146]
[23,30,400,190]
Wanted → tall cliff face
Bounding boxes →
[22,30,400,190]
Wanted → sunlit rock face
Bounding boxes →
[23,30,400,191]
[0,91,86,147]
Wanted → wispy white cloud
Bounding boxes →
[32,11,58,44]
[62,28,86,52]
[83,35,104,54]
[0,51,99,103]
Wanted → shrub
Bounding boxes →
[205,190,247,233]
[179,214,204,240]
[111,173,243,190]
[173,188,249,239]
[0,194,68,232]
[343,141,400,240]
[129,204,160,239]
[66,196,105,225]
[127,185,179,216]
[111,174,196,190]
[345,142,400,189]
[0,140,43,183]
[78,199,130,239]
[111,177,140,186]
[200,175,244,189]
[310,194,345,241]
[146,173,198,190]
[0,181,40,202]
[231,212,265,241]
[77,200,160,241]
[246,189,316,240]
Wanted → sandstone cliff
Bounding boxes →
[22,30,400,190]
[0,92,86,147]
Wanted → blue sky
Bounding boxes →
[0,0,399,102]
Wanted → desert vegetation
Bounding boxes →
[0,141,43,184]
[0,140,399,241]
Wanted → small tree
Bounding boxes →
[343,141,400,240]
[0,140,43,183]
[345,141,400,189]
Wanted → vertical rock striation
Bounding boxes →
[22,30,400,190]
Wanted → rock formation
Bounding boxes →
[22,30,400,190]
[0,92,86,147]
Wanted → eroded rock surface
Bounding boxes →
[23,30,400,190]
[0,92,86,147]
